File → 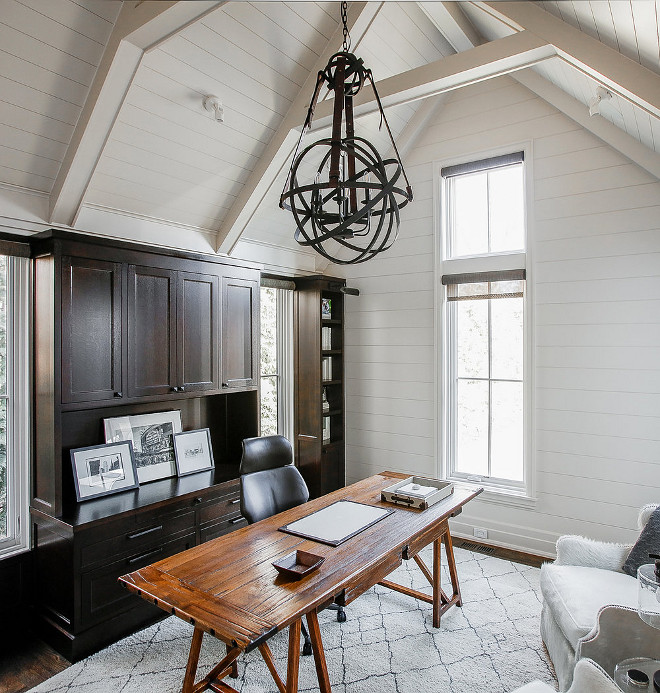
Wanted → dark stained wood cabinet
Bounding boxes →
[221,275,258,389]
[30,230,259,661]
[294,276,345,498]
[179,271,219,392]
[127,265,177,398]
[61,256,123,404]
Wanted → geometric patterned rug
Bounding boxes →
[29,546,557,692]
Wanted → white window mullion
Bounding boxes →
[0,256,30,556]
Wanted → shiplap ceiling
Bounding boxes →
[0,0,659,268]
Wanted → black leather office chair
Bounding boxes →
[239,435,346,656]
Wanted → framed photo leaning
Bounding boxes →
[173,428,215,476]
[70,441,138,501]
[103,410,182,483]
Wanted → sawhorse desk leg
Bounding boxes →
[378,522,463,628]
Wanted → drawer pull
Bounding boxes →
[127,525,163,540]
[193,497,203,505]
[126,547,163,565]
[230,517,244,524]
[231,498,240,505]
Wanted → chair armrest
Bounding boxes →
[638,504,659,530]
[555,535,631,571]
[510,682,555,693]
[567,658,620,693]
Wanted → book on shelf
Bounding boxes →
[321,298,332,320]
[322,357,332,381]
[322,417,331,443]
[322,326,332,350]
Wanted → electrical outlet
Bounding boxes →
[473,527,488,540]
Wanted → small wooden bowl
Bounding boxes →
[272,550,325,580]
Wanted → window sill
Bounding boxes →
[451,479,537,509]
[0,541,30,560]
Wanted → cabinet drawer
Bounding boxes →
[80,509,195,569]
[200,512,247,543]
[80,533,194,630]
[198,491,241,525]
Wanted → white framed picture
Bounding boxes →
[173,428,215,477]
[103,410,182,483]
[70,441,138,501]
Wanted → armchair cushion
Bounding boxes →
[540,565,637,648]
[622,506,660,577]
[555,535,631,572]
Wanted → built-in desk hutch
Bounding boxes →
[30,231,260,661]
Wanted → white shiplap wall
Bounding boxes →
[343,75,660,557]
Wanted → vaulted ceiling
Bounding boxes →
[1,1,659,273]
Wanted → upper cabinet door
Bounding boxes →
[61,256,123,404]
[221,276,258,389]
[127,265,177,398]
[177,271,219,393]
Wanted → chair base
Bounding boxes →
[328,603,346,622]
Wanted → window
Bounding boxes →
[0,255,30,556]
[260,283,294,439]
[440,152,530,495]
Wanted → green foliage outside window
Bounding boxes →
[260,287,278,436]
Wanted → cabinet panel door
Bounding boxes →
[178,271,219,392]
[127,265,177,397]
[61,256,122,403]
[221,276,258,389]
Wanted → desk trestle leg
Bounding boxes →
[182,628,243,693]
[377,525,462,628]
[307,610,332,693]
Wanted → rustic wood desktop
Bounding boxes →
[119,472,482,693]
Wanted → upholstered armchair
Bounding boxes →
[512,658,620,693]
[540,504,659,690]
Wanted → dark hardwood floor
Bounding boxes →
[0,542,546,693]
[0,627,70,693]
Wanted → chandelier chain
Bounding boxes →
[341,1,350,51]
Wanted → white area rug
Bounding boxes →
[30,547,557,692]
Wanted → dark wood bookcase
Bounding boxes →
[30,231,260,661]
[294,276,345,499]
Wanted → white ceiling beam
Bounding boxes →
[217,2,382,255]
[49,1,224,227]
[423,0,660,176]
[310,31,554,129]
[514,69,660,180]
[477,1,660,120]
[418,1,484,52]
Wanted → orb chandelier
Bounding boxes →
[280,2,413,265]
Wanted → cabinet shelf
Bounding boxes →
[322,409,342,417]
[322,379,342,386]
[321,318,342,325]
[321,349,342,356]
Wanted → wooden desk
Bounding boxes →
[120,472,482,693]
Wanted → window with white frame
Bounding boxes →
[441,152,529,493]
[260,282,294,440]
[0,254,31,557]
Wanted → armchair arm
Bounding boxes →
[638,503,659,530]
[555,535,631,571]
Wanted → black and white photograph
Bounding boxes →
[103,411,182,483]
[173,428,215,477]
[70,441,138,502]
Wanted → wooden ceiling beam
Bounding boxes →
[49,1,224,228]
[216,2,383,255]
[477,1,660,120]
